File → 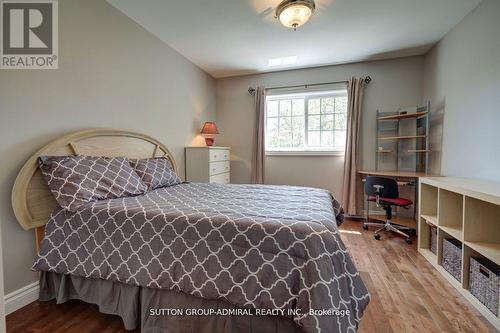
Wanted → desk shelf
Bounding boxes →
[408,149,431,153]
[418,177,500,330]
[375,101,430,174]
[378,135,426,140]
[377,111,428,121]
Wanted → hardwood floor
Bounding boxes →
[6,220,497,333]
[342,220,496,333]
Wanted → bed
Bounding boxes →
[12,129,370,333]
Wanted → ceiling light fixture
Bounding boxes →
[275,0,315,31]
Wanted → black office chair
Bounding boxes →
[362,176,414,244]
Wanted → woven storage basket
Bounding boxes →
[469,257,499,316]
[429,224,437,255]
[442,238,462,282]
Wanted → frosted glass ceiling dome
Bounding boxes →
[276,0,316,30]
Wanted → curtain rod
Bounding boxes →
[247,76,372,94]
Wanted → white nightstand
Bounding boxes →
[185,147,230,184]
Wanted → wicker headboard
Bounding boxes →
[11,129,176,249]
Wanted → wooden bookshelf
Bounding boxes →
[375,102,431,173]
[377,111,428,121]
[378,135,426,140]
[465,241,500,264]
[440,225,462,241]
[418,177,500,330]
[408,149,431,153]
[420,248,437,264]
[421,214,437,226]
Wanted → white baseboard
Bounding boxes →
[4,281,39,315]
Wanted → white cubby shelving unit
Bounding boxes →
[418,177,500,330]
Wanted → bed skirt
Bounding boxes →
[39,272,303,333]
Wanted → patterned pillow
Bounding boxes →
[39,155,148,212]
[129,157,181,190]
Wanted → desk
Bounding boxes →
[358,170,437,228]
[358,170,435,178]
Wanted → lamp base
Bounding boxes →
[205,137,215,146]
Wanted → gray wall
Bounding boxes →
[423,0,500,180]
[0,0,216,294]
[3,0,498,299]
[216,57,424,199]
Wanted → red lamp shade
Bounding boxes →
[200,122,219,135]
[200,122,219,146]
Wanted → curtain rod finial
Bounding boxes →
[364,76,372,84]
[248,87,256,94]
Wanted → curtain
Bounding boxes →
[251,86,266,184]
[342,77,366,216]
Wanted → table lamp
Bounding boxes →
[200,121,219,146]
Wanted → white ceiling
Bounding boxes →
[107,0,481,78]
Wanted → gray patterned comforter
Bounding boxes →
[33,183,370,333]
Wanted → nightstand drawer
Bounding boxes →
[210,172,230,184]
[185,146,230,183]
[209,149,229,162]
[209,161,230,176]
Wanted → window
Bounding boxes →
[265,90,348,154]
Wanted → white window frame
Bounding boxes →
[265,89,347,156]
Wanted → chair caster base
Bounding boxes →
[405,238,412,244]
[406,229,417,236]
[374,234,381,240]
[362,224,368,230]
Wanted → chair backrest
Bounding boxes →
[364,176,399,198]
